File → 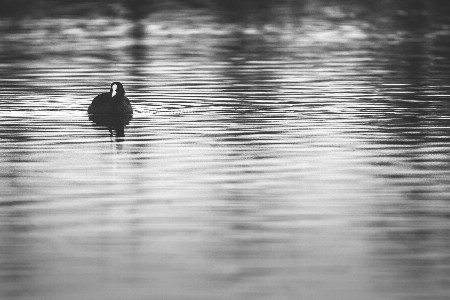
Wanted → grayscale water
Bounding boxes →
[1,1,450,300]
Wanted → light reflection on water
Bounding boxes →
[1,1,450,300]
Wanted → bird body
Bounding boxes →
[88,82,133,115]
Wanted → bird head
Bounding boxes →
[110,82,125,98]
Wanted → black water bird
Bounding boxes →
[88,82,133,115]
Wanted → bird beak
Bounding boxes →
[111,84,117,97]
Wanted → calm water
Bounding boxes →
[1,1,450,300]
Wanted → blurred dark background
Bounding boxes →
[1,0,450,22]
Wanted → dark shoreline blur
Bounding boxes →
[2,0,450,22]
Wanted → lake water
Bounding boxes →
[1,1,450,300]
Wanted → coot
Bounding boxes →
[88,82,133,115]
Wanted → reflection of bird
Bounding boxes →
[88,82,133,115]
[89,114,132,137]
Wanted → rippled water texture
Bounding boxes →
[1,1,450,299]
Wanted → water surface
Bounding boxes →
[1,1,450,300]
